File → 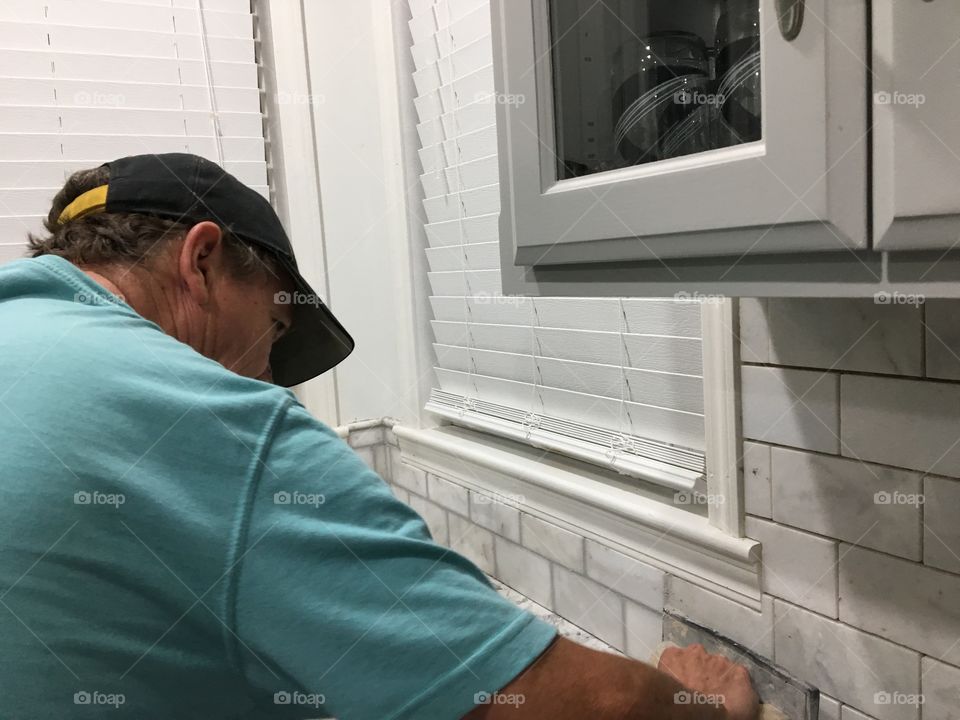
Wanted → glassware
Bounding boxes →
[715,1,762,144]
[611,32,711,164]
[546,0,763,178]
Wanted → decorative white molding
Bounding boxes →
[392,423,762,610]
[333,416,385,439]
[701,298,744,536]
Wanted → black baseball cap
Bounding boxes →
[58,152,355,387]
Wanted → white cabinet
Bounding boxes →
[873,0,960,251]
[494,0,867,265]
[491,0,960,297]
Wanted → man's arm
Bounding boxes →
[464,636,758,720]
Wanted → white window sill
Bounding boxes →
[392,422,762,610]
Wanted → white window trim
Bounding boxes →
[253,0,339,422]
[396,298,761,609]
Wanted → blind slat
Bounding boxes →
[1,108,262,137]
[422,183,498,224]
[427,392,702,488]
[0,78,259,112]
[0,49,258,88]
[414,65,495,124]
[428,321,703,374]
[425,212,498,247]
[0,134,264,162]
[417,95,494,146]
[0,23,253,63]
[425,241,499,272]
[432,341,703,413]
[413,34,491,94]
[433,369,706,453]
[0,0,268,263]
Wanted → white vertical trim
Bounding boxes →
[369,0,424,425]
[253,0,338,422]
[390,0,439,430]
[701,298,743,537]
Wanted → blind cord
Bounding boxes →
[196,0,225,165]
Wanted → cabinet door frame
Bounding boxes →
[873,0,960,252]
[492,0,868,271]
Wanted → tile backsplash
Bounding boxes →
[346,298,960,720]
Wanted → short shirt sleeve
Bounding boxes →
[229,401,558,720]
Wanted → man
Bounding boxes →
[0,153,758,718]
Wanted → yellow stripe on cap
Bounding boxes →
[57,184,109,226]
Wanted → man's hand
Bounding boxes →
[464,636,760,719]
[658,644,759,720]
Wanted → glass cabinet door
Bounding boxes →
[548,1,761,180]
[492,0,867,274]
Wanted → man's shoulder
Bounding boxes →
[0,254,301,469]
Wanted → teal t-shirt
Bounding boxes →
[0,255,556,719]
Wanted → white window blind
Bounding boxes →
[408,0,706,491]
[0,0,267,266]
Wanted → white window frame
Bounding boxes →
[395,297,760,609]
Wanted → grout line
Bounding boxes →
[740,360,932,382]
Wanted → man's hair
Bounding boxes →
[28,165,283,282]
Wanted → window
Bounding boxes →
[409,0,712,494]
[0,0,267,265]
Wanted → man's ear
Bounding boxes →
[178,221,224,306]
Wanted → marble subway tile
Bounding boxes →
[353,446,375,470]
[745,517,838,617]
[447,512,495,575]
[427,473,469,515]
[819,695,841,720]
[520,514,584,572]
[552,565,625,652]
[920,656,960,720]
[407,494,449,545]
[387,444,401,480]
[584,540,664,611]
[624,600,663,662]
[393,460,428,496]
[494,537,552,608]
[373,445,390,480]
[773,600,920,720]
[489,577,620,655]
[841,707,879,720]
[765,298,922,375]
[922,476,960,573]
[771,447,922,560]
[924,300,960,381]
[390,483,410,504]
[841,374,960,476]
[743,440,772,519]
[347,425,384,448]
[665,577,774,658]
[839,545,960,665]
[469,490,521,542]
[741,366,840,453]
[739,298,770,363]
